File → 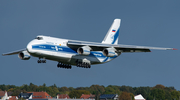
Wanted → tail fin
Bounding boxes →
[102,19,121,44]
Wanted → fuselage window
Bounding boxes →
[35,37,43,40]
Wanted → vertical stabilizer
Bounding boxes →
[102,19,121,44]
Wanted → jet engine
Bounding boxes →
[103,48,117,57]
[77,46,91,55]
[18,51,31,60]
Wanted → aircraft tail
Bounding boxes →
[102,19,121,44]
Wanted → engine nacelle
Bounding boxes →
[103,48,117,57]
[77,46,91,55]
[18,51,31,60]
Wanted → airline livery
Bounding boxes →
[2,19,176,69]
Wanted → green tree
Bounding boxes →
[11,89,27,96]
[89,85,105,94]
[130,93,135,100]
[150,88,166,100]
[119,86,135,94]
[43,83,46,87]
[51,84,57,88]
[146,95,154,100]
[8,88,15,92]
[22,84,30,91]
[58,87,70,94]
[171,90,180,100]
[105,85,121,94]
[119,92,134,100]
[134,87,151,99]
[164,90,171,100]
[0,84,8,91]
[61,87,69,91]
[104,86,121,94]
[104,87,115,94]
[152,84,165,90]
[29,83,38,92]
[68,87,74,91]
[38,83,48,92]
[50,87,59,97]
[76,87,89,92]
[69,90,90,98]
[151,84,177,100]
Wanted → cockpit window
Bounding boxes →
[35,37,43,40]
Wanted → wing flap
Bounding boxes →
[115,47,151,53]
[2,49,26,56]
[115,44,175,53]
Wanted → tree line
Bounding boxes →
[0,83,180,100]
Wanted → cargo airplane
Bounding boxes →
[2,19,176,69]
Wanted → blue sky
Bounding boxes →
[0,0,180,90]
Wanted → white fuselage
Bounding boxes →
[26,35,119,65]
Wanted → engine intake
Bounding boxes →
[18,51,31,60]
[77,46,91,55]
[103,48,117,57]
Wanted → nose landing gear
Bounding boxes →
[37,58,46,63]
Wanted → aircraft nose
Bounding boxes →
[26,41,32,53]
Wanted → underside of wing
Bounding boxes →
[2,49,26,56]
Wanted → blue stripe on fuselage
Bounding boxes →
[32,44,118,62]
[32,44,77,54]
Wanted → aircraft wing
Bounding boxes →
[114,44,175,52]
[2,49,26,56]
[67,40,176,53]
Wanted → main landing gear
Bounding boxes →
[76,61,91,68]
[57,62,72,69]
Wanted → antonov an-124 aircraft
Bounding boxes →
[2,19,176,69]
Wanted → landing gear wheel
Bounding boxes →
[37,58,46,63]
[57,64,59,68]
[37,60,41,63]
[76,61,91,69]
[57,62,72,69]
[42,60,46,63]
